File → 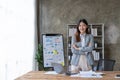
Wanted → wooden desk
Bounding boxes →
[15,71,120,80]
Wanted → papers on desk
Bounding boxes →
[71,70,103,78]
[44,71,58,75]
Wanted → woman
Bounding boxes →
[71,19,94,73]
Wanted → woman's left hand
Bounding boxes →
[75,47,80,50]
[72,44,80,50]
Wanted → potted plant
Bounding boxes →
[35,44,44,70]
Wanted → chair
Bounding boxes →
[97,59,116,71]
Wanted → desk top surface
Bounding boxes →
[15,71,120,80]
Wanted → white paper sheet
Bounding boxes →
[44,71,58,75]
[71,70,103,78]
[115,76,120,78]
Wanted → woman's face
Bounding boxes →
[79,22,88,34]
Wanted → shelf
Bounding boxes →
[68,47,103,49]
[94,47,103,49]
[93,35,102,37]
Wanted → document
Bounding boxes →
[44,71,58,75]
[71,70,103,78]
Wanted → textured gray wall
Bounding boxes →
[40,0,120,70]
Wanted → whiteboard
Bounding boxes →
[42,34,64,67]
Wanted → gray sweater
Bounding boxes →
[71,34,94,66]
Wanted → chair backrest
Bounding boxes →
[97,59,116,71]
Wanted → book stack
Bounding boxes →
[92,50,100,61]
[69,28,76,37]
[91,28,97,36]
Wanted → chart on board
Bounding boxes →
[42,34,64,67]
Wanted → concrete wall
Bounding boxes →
[40,0,120,70]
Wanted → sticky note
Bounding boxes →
[53,50,58,54]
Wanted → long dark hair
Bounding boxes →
[75,19,90,42]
